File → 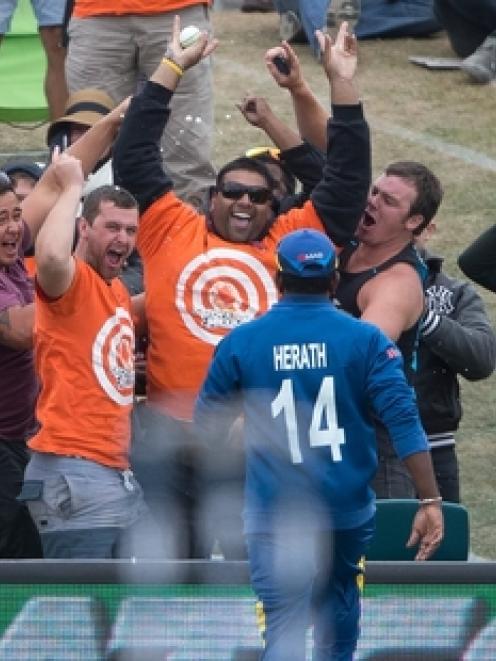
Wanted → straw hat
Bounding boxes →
[46,89,116,145]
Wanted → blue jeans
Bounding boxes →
[247,517,375,660]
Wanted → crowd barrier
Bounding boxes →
[0,561,495,659]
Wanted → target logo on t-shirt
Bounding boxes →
[176,247,278,345]
[92,306,135,405]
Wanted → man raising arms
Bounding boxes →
[20,153,147,558]
[113,20,371,557]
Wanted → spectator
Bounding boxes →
[2,160,44,202]
[458,224,496,293]
[112,20,371,558]
[336,161,443,499]
[0,0,68,119]
[0,173,43,558]
[434,0,496,83]
[414,222,496,502]
[2,160,45,278]
[20,158,148,559]
[46,88,116,183]
[266,52,445,498]
[195,228,443,660]
[65,0,216,204]
[46,88,144,295]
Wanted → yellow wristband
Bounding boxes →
[162,57,184,77]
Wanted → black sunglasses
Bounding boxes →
[218,182,272,205]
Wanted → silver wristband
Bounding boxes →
[419,496,443,506]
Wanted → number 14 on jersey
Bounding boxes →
[271,377,346,464]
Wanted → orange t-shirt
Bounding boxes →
[24,256,36,278]
[138,192,324,421]
[29,259,135,469]
[73,0,211,18]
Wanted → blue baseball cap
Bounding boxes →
[276,229,336,278]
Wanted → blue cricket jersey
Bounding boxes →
[195,294,429,533]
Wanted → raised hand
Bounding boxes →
[316,21,358,82]
[168,14,218,72]
[237,95,275,128]
[50,148,84,191]
[264,41,305,91]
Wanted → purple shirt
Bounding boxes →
[0,224,38,440]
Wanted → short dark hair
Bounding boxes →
[216,157,276,191]
[82,185,138,224]
[277,272,333,295]
[385,161,443,235]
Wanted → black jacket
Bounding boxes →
[413,250,496,446]
[458,224,496,293]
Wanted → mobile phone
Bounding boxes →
[272,55,291,75]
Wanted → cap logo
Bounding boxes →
[298,251,324,262]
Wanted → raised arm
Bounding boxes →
[264,41,329,151]
[309,25,371,246]
[22,101,127,241]
[237,95,325,196]
[113,16,218,213]
[35,152,84,298]
[237,95,304,152]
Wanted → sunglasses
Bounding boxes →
[218,182,272,205]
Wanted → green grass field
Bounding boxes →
[1,10,495,558]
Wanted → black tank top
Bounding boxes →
[335,241,426,380]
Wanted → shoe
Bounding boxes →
[240,0,274,12]
[461,35,496,83]
[279,10,304,43]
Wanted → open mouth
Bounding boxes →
[362,211,376,227]
[230,211,251,230]
[1,240,19,256]
[106,249,125,268]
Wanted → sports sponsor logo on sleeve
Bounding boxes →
[386,346,401,360]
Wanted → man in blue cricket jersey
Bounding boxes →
[195,228,444,660]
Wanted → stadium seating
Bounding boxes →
[0,596,108,660]
[0,0,48,122]
[366,499,470,561]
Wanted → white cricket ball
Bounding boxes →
[179,25,201,49]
